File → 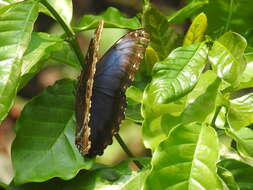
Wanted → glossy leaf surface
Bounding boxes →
[0,0,39,121]
[44,0,73,24]
[145,43,208,105]
[144,123,222,189]
[209,32,247,85]
[181,77,220,124]
[227,93,253,130]
[227,127,253,158]
[237,53,253,89]
[12,79,93,185]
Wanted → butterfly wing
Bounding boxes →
[75,21,104,155]
[87,29,150,156]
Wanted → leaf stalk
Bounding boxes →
[40,0,84,65]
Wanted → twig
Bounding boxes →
[211,106,222,127]
[40,0,84,66]
[114,134,144,169]
[225,0,233,32]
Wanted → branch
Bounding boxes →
[114,134,144,169]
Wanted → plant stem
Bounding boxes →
[114,134,144,169]
[225,0,233,32]
[211,106,222,127]
[40,0,84,66]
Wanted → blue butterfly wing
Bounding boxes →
[87,29,149,156]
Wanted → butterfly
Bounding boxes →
[75,20,150,157]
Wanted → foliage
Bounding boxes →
[0,0,253,189]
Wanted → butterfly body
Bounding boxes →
[75,22,149,157]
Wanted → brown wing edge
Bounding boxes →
[95,29,150,155]
[75,20,104,155]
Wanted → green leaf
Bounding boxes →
[217,166,239,190]
[183,12,207,46]
[12,79,93,185]
[168,0,208,24]
[161,76,221,135]
[0,181,7,188]
[161,114,181,135]
[125,104,143,123]
[142,4,180,60]
[6,178,66,190]
[45,41,80,69]
[144,123,223,189]
[237,52,253,89]
[185,70,217,105]
[142,116,166,150]
[120,169,150,190]
[126,86,143,104]
[145,43,208,105]
[201,0,253,36]
[227,127,253,158]
[0,0,9,9]
[62,159,150,190]
[218,159,253,190]
[75,7,141,31]
[19,32,64,89]
[209,32,247,85]
[142,100,185,150]
[143,47,159,76]
[227,93,253,130]
[181,77,221,124]
[42,0,73,25]
[0,0,39,122]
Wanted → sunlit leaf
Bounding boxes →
[42,0,72,24]
[126,86,143,104]
[120,169,149,190]
[142,97,185,150]
[183,12,207,46]
[227,127,253,158]
[75,7,141,31]
[19,32,64,89]
[142,4,180,60]
[12,79,93,185]
[227,93,253,130]
[144,123,223,189]
[237,52,253,89]
[145,43,208,105]
[143,47,159,76]
[209,32,247,85]
[218,159,253,190]
[181,77,220,124]
[141,116,166,150]
[0,0,39,122]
